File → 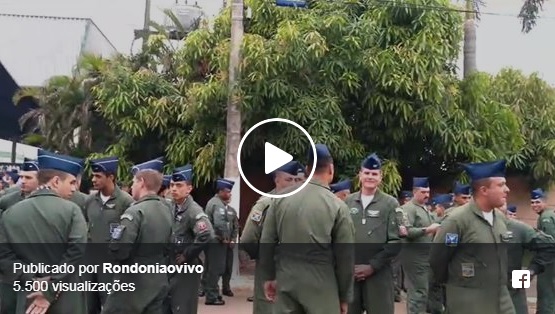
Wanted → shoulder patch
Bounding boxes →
[195,220,208,232]
[121,213,133,221]
[195,213,208,220]
[251,210,262,222]
[445,233,459,247]
[111,225,126,240]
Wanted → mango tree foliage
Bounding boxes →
[486,69,555,187]
[92,0,524,193]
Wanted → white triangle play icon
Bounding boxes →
[264,142,293,174]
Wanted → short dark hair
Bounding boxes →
[307,156,333,173]
[37,169,69,185]
[471,178,492,195]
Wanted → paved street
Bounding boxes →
[197,274,538,314]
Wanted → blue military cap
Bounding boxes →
[90,156,118,175]
[330,180,351,193]
[172,164,193,182]
[273,161,300,176]
[413,177,429,188]
[131,157,164,175]
[463,160,506,182]
[307,144,332,162]
[297,163,305,175]
[507,204,517,213]
[22,158,39,172]
[531,188,544,200]
[454,181,471,195]
[400,190,413,198]
[361,153,382,170]
[37,149,84,177]
[162,175,171,189]
[432,194,453,206]
[216,178,235,191]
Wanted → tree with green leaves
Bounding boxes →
[91,0,527,194]
[13,54,112,156]
[485,68,555,188]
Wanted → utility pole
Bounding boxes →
[142,0,152,51]
[225,0,244,278]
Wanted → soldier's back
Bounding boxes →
[0,189,87,314]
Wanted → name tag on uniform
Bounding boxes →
[227,211,234,215]
[105,203,115,209]
[461,263,475,277]
[501,231,513,242]
[366,210,379,218]
[219,208,225,215]
[109,223,119,234]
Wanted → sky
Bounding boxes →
[1,0,555,84]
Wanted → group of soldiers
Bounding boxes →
[241,144,555,314]
[1,144,555,314]
[0,150,241,314]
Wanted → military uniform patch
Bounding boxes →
[350,208,359,215]
[445,233,458,246]
[111,225,125,240]
[367,210,379,217]
[121,213,133,221]
[196,221,208,231]
[219,208,225,215]
[174,236,184,244]
[251,210,262,222]
[461,263,475,277]
[109,223,119,234]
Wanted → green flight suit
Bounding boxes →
[102,194,173,313]
[400,200,435,314]
[506,219,555,314]
[259,179,355,313]
[344,190,401,314]
[167,196,214,313]
[222,205,239,293]
[430,201,516,314]
[83,187,133,314]
[0,189,88,314]
[0,185,20,197]
[428,211,446,314]
[202,195,233,302]
[70,191,88,218]
[240,192,274,314]
[0,189,25,314]
[535,208,555,314]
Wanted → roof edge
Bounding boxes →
[83,19,119,53]
[0,13,90,22]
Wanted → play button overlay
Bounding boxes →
[264,142,293,174]
[237,118,316,199]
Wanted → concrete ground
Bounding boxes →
[198,256,538,314]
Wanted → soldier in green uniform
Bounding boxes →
[165,164,214,313]
[400,177,440,314]
[83,156,134,314]
[344,153,401,314]
[530,188,555,314]
[330,179,351,201]
[0,149,88,314]
[221,199,239,297]
[202,178,236,305]
[430,159,516,314]
[501,204,555,314]
[393,190,412,302]
[102,159,173,313]
[240,161,300,311]
[0,158,39,314]
[444,182,471,216]
[69,173,88,213]
[427,194,453,314]
[259,144,355,314]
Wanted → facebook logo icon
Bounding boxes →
[511,270,531,288]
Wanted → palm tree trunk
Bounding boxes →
[463,0,477,78]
